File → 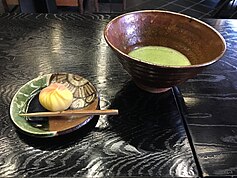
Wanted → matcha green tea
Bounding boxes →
[128,46,191,66]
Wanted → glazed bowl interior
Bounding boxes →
[104,10,226,92]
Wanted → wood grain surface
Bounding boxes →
[178,19,237,177]
[0,13,198,177]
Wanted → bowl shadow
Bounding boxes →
[107,80,186,152]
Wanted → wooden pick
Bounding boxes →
[19,109,118,117]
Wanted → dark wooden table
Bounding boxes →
[179,19,237,177]
[0,13,236,177]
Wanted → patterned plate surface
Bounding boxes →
[10,73,99,137]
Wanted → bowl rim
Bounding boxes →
[104,10,226,69]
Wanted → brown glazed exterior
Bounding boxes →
[104,10,226,93]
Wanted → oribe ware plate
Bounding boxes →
[10,73,99,137]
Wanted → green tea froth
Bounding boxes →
[128,46,191,66]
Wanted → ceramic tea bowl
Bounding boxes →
[104,10,226,93]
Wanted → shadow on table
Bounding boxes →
[106,81,185,152]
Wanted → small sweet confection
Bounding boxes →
[39,83,73,111]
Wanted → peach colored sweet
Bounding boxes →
[39,83,73,111]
